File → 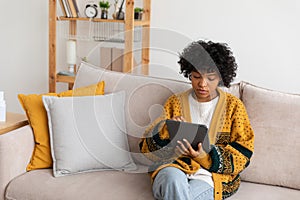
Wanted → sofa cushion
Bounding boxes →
[43,92,136,177]
[6,169,299,200]
[240,82,300,190]
[18,81,105,171]
[5,169,154,200]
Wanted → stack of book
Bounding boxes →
[59,0,80,18]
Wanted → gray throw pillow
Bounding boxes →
[43,91,136,177]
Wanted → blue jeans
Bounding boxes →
[152,167,214,200]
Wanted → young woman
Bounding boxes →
[139,40,254,200]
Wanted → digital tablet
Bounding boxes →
[166,119,210,152]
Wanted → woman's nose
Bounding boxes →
[198,78,208,87]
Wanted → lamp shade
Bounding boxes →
[66,40,76,65]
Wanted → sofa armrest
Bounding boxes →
[0,125,34,200]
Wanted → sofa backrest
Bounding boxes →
[239,82,300,190]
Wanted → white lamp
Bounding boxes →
[66,40,77,74]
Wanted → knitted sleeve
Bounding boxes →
[139,95,182,161]
[195,97,254,175]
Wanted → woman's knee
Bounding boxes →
[156,167,186,183]
[153,167,189,191]
[152,167,190,200]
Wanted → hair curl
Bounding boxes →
[178,40,237,88]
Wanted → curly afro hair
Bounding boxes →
[178,40,237,88]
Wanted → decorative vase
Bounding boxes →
[101,9,108,19]
[116,10,124,20]
[112,3,118,19]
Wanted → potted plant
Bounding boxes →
[99,1,110,19]
[134,7,144,20]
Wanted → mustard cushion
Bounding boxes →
[18,81,105,171]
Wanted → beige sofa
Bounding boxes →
[1,62,300,200]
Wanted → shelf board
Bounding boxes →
[57,16,123,23]
[57,16,150,26]
[134,20,150,26]
[56,74,75,84]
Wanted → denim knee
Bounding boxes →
[155,167,188,187]
[152,167,190,200]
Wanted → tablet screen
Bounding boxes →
[166,120,210,152]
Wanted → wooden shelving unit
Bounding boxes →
[49,0,151,92]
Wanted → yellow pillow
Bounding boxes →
[58,82,105,97]
[18,81,105,171]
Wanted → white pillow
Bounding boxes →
[43,91,136,177]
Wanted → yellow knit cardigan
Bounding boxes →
[139,88,254,200]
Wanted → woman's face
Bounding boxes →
[190,70,220,102]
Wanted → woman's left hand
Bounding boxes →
[175,139,205,158]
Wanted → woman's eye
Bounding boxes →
[192,75,201,79]
[207,76,216,81]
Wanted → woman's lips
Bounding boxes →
[196,89,209,95]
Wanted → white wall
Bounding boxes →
[149,0,300,94]
[0,1,48,113]
[0,0,299,113]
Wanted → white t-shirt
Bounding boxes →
[187,92,219,187]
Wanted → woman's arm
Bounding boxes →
[139,95,183,162]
